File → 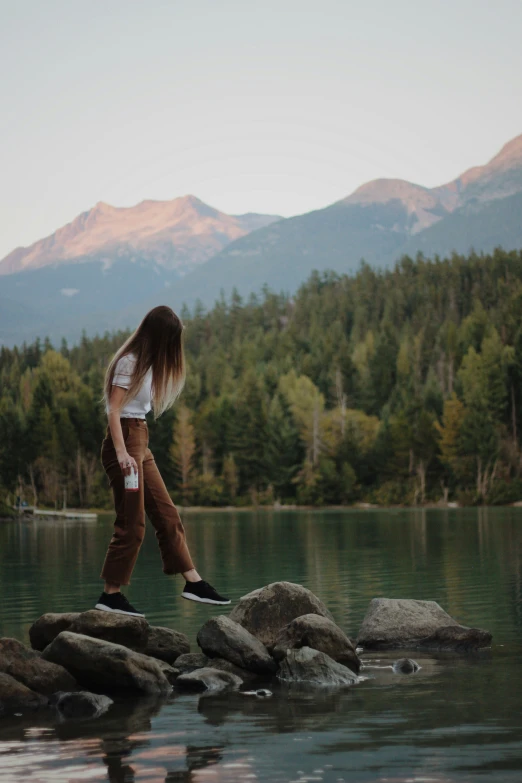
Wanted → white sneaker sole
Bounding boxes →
[181,592,231,606]
[95,603,145,618]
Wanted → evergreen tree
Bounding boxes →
[229,371,269,494]
[266,393,304,500]
[171,406,196,503]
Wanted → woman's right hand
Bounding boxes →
[116,450,138,476]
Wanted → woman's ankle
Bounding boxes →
[104,582,121,594]
[183,569,201,584]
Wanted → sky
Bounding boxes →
[1,0,521,260]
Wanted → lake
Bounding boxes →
[0,508,521,782]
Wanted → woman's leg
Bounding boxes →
[142,447,231,605]
[142,447,196,575]
[100,421,147,587]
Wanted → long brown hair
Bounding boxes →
[104,306,185,418]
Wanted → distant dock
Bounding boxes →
[14,506,98,521]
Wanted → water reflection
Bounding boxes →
[0,509,522,782]
[0,696,228,783]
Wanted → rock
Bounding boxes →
[0,638,39,658]
[29,612,80,651]
[144,626,190,664]
[272,614,361,673]
[229,581,334,649]
[208,658,260,683]
[29,610,150,653]
[153,659,180,685]
[0,672,48,715]
[173,653,260,682]
[392,658,420,674]
[0,637,77,695]
[176,653,260,684]
[68,610,149,651]
[416,625,493,652]
[277,647,359,687]
[197,616,277,675]
[175,667,243,693]
[51,691,113,719]
[357,598,492,651]
[175,653,210,674]
[42,632,172,695]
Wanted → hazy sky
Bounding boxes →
[1,0,521,260]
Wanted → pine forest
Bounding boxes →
[2,248,522,511]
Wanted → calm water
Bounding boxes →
[0,508,521,783]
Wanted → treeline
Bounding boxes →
[2,247,522,510]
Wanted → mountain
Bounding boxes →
[171,134,522,306]
[1,134,522,346]
[0,195,280,345]
[436,133,522,205]
[0,195,281,277]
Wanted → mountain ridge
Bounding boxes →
[179,132,522,307]
[1,132,522,347]
[0,195,281,276]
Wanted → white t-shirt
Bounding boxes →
[109,353,153,419]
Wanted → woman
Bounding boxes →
[95,305,230,617]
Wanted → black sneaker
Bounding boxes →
[181,580,231,606]
[95,592,145,617]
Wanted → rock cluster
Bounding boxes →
[0,607,190,717]
[272,613,360,673]
[0,637,76,695]
[0,582,492,719]
[228,581,334,648]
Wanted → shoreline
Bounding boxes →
[5,500,522,522]
[177,501,522,512]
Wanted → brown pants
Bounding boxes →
[100,418,194,585]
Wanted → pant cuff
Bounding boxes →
[100,569,132,587]
[163,559,195,576]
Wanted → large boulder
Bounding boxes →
[357,598,492,651]
[42,632,172,695]
[51,691,113,719]
[229,582,334,649]
[272,615,361,673]
[0,672,48,715]
[277,647,359,687]
[0,637,77,695]
[197,616,277,674]
[68,610,149,651]
[175,667,243,693]
[144,626,190,664]
[30,611,188,662]
[29,612,80,651]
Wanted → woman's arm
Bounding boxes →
[108,385,138,476]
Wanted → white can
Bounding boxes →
[124,470,139,492]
